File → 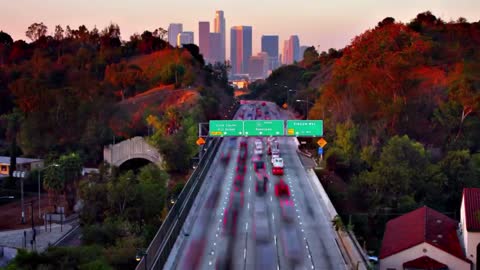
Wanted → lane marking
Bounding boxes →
[244,248,246,259]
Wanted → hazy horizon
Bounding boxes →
[2,0,479,58]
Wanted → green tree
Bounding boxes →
[438,150,480,212]
[107,170,138,216]
[137,164,169,224]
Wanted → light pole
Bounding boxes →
[136,249,148,270]
[13,170,28,224]
[286,89,295,106]
[38,164,59,218]
[296,98,315,120]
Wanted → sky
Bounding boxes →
[1,0,479,58]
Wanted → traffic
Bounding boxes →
[173,101,343,270]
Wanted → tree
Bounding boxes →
[25,22,48,42]
[439,150,480,211]
[302,46,319,68]
[43,153,82,211]
[54,25,64,41]
[1,110,22,179]
[0,31,13,64]
[447,62,480,141]
[137,164,169,224]
[107,170,137,216]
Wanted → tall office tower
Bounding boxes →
[230,26,252,74]
[299,45,309,61]
[283,39,291,65]
[290,35,301,62]
[168,23,183,47]
[261,35,279,70]
[248,52,269,80]
[209,32,222,64]
[214,10,226,62]
[283,35,300,64]
[177,32,194,46]
[198,22,210,61]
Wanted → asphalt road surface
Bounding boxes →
[165,101,347,270]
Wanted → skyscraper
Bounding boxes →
[177,32,194,46]
[198,22,210,61]
[230,26,252,75]
[261,35,279,71]
[248,52,269,80]
[209,32,222,64]
[282,35,300,64]
[290,35,301,62]
[168,23,183,47]
[214,11,226,62]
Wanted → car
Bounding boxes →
[254,213,271,243]
[255,175,268,195]
[274,179,290,198]
[220,150,230,163]
[236,164,246,175]
[253,160,265,172]
[272,166,284,175]
[280,225,303,264]
[279,199,295,223]
[254,148,263,155]
[233,174,245,189]
[271,151,280,163]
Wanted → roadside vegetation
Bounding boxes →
[251,12,480,252]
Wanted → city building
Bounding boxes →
[248,52,268,80]
[379,206,471,270]
[282,35,300,65]
[230,26,252,75]
[261,35,279,71]
[198,21,210,61]
[0,156,44,176]
[168,23,183,47]
[229,74,249,89]
[177,31,194,46]
[300,45,309,61]
[214,10,226,62]
[209,32,222,64]
[460,188,480,269]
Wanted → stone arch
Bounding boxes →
[104,137,163,168]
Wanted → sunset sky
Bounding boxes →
[2,0,479,57]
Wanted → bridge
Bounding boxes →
[103,136,163,167]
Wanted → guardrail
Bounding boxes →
[136,99,239,270]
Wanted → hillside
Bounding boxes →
[0,24,232,164]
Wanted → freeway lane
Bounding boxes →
[165,101,347,270]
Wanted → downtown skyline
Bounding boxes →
[2,0,479,56]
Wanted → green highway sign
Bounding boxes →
[243,120,284,136]
[209,120,244,136]
[286,120,323,137]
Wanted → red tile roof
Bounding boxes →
[380,206,469,264]
[462,188,480,232]
[403,256,448,269]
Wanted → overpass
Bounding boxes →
[103,136,162,167]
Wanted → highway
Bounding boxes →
[165,101,347,270]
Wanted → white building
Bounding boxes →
[379,206,471,270]
[177,31,194,47]
[460,188,480,269]
[168,23,183,47]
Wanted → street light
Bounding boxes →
[296,98,315,120]
[0,196,14,199]
[38,164,59,218]
[286,89,295,106]
[136,249,148,270]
